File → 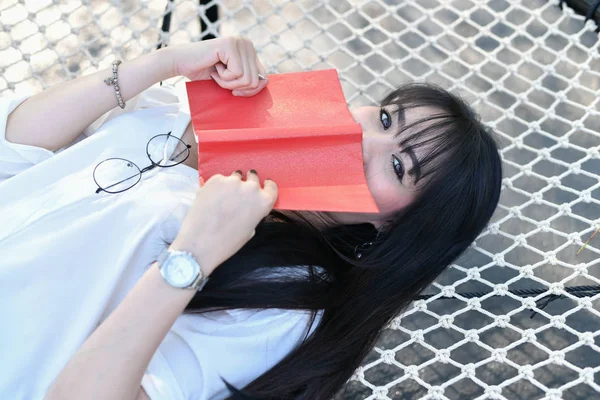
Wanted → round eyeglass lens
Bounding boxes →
[147,135,189,167]
[93,158,141,193]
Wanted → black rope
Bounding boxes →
[559,0,600,32]
[157,0,220,51]
[199,0,219,41]
[157,0,220,86]
[157,0,175,52]
[415,285,600,319]
[157,0,176,86]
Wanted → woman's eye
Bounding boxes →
[380,109,392,130]
[391,155,404,183]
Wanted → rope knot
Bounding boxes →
[522,329,537,342]
[381,350,396,365]
[437,349,451,363]
[519,365,534,379]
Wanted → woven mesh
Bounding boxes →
[1,0,599,398]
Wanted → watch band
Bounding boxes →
[157,249,209,291]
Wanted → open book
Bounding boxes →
[186,69,379,212]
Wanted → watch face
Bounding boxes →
[165,253,198,287]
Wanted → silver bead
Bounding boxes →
[105,59,126,109]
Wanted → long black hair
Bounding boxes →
[180,83,503,399]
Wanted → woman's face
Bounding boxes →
[325,104,435,228]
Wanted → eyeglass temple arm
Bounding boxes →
[95,171,147,194]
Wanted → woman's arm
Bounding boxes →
[5,48,176,152]
[5,37,268,153]
[45,168,278,400]
[43,260,203,400]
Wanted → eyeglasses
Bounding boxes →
[93,132,191,194]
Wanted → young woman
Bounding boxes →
[0,37,502,400]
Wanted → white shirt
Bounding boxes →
[0,85,320,400]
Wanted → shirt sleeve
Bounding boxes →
[0,93,55,184]
[0,85,181,185]
[141,308,321,400]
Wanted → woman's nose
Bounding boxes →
[362,131,395,164]
[350,106,378,130]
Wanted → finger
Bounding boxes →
[217,45,243,80]
[231,170,243,179]
[224,40,253,93]
[263,178,279,204]
[233,58,268,97]
[232,86,265,97]
[210,70,241,91]
[246,169,260,184]
[210,70,228,87]
[211,68,252,91]
[214,62,228,79]
[240,41,253,88]
[245,41,260,91]
[221,41,256,93]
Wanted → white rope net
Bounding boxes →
[2,0,599,398]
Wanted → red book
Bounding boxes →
[186,69,379,212]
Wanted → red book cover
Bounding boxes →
[186,69,379,212]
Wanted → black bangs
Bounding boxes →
[380,83,486,186]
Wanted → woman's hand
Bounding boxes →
[169,170,278,276]
[169,37,268,97]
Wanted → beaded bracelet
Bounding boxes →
[104,60,125,109]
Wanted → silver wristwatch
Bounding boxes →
[157,249,209,291]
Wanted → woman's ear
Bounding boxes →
[368,220,383,229]
[369,213,394,229]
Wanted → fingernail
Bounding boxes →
[250,169,257,174]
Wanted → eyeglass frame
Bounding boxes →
[93,131,192,194]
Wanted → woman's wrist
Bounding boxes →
[146,46,179,82]
[168,237,219,277]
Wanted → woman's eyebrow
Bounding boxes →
[397,106,406,128]
[403,148,421,182]
[395,107,421,182]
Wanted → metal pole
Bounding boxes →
[199,0,219,40]
[157,0,175,50]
